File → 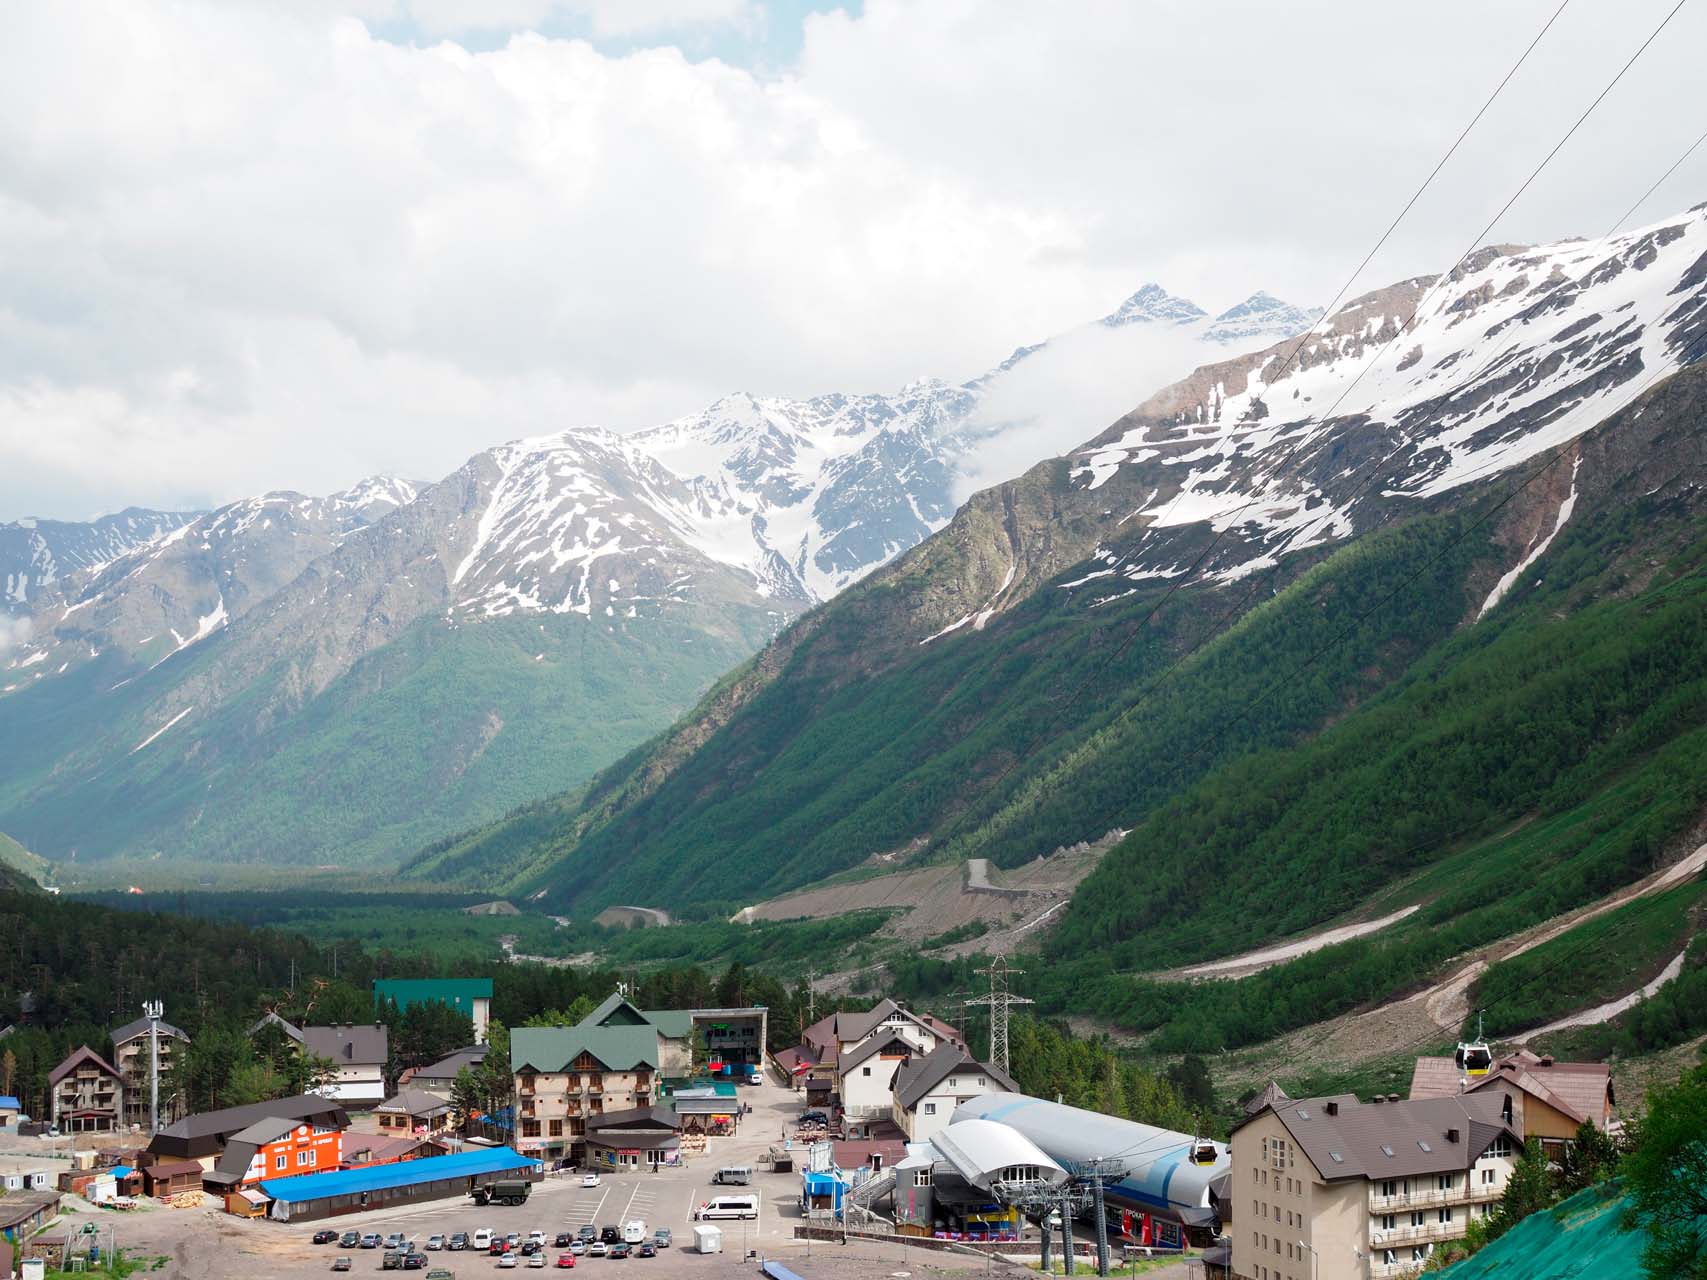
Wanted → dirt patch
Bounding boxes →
[743,835,1120,954]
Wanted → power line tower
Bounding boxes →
[964,953,1032,1074]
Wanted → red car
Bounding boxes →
[555,1256,576,1269]
[489,1240,510,1256]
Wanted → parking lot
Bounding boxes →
[54,1075,999,1279]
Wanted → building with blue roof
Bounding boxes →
[0,1094,21,1125]
[258,1145,539,1221]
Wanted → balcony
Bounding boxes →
[1368,1185,1474,1211]
[1370,1220,1461,1249]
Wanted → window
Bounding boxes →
[914,1170,931,1187]
[977,1077,986,1087]
[1412,1246,1429,1263]
[1379,1179,1398,1199]
[1481,1168,1496,1185]
[862,1066,871,1077]
[1437,1173,1456,1191]
[1437,1208,1453,1225]
[275,1154,287,1170]
[548,1120,563,1137]
[1410,1211,1425,1228]
[297,1150,312,1167]
[1487,1136,1514,1159]
[923,1103,937,1116]
[1378,1214,1396,1232]
[1382,1251,1397,1267]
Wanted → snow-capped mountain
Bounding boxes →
[0,275,1319,869]
[1059,208,1707,600]
[5,478,421,686]
[1,508,199,611]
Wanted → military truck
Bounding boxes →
[470,1178,532,1207]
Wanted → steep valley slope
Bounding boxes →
[410,204,1707,982]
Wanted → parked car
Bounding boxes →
[520,1242,540,1257]
[313,1229,339,1244]
[652,1229,671,1249]
[568,1240,587,1255]
[497,1255,518,1270]
[506,1234,521,1250]
[575,1227,596,1243]
[361,1235,383,1250]
[449,1232,470,1251]
[581,1173,600,1188]
[608,1243,631,1260]
[528,1231,546,1247]
[403,1255,428,1271]
[426,1234,445,1251]
[637,1243,656,1258]
[472,1229,494,1251]
[586,1243,608,1258]
[489,1240,509,1256]
[555,1256,576,1269]
[382,1251,403,1271]
[331,1259,352,1273]
[599,1227,620,1245]
[385,1233,407,1250]
[527,1256,546,1270]
[427,1271,456,1280]
[339,1231,361,1249]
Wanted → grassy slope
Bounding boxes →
[0,608,775,866]
[429,504,1492,914]
[1015,482,1707,1051]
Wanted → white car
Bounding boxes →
[581,1173,600,1188]
[497,1254,518,1269]
[527,1231,546,1246]
[426,1235,445,1251]
[472,1229,494,1251]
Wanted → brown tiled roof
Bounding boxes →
[831,1138,906,1169]
[773,1046,816,1074]
[49,1045,121,1086]
[1237,1093,1519,1181]
[1408,1050,1612,1127]
[144,1158,203,1179]
[301,1023,388,1066]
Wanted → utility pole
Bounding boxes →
[963,953,1032,1074]
[143,999,163,1133]
[1059,1187,1076,1276]
[1090,1161,1111,1277]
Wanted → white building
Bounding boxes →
[890,1044,1017,1142]
[1230,1092,1522,1280]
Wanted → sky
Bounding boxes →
[2,0,1705,520]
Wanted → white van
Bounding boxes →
[711,1166,752,1186]
[472,1229,494,1250]
[622,1220,648,1244]
[694,1194,758,1221]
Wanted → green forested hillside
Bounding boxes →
[0,607,774,867]
[418,505,1494,911]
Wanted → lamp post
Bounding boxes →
[1299,1239,1319,1280]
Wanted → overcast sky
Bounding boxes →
[3,0,1705,520]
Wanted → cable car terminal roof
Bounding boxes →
[951,1094,1230,1216]
[929,1119,1068,1195]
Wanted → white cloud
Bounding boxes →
[2,0,1705,519]
[0,614,32,660]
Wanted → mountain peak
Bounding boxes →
[1202,291,1322,345]
[1100,283,1208,329]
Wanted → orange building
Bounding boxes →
[203,1116,344,1194]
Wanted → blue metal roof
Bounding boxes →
[0,1095,20,1109]
[762,1264,808,1280]
[259,1146,537,1202]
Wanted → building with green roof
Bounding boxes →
[372,978,493,1044]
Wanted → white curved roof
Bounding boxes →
[952,1094,1229,1213]
[931,1118,1068,1194]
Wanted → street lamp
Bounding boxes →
[1299,1239,1319,1280]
